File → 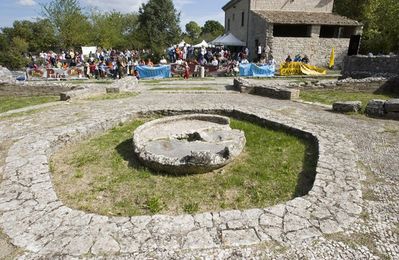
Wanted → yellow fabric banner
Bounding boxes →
[279,62,327,76]
[329,48,335,69]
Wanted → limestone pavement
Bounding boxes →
[0,80,398,259]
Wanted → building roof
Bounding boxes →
[253,10,361,26]
[222,0,242,11]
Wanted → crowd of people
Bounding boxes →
[26,44,281,80]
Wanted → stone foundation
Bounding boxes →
[342,55,399,79]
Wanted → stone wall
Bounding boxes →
[342,55,399,78]
[270,37,350,68]
[248,12,268,60]
[224,0,250,42]
[251,0,334,13]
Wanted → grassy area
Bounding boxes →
[85,92,139,101]
[300,89,398,110]
[0,96,59,113]
[149,87,214,91]
[51,117,317,216]
[69,79,114,85]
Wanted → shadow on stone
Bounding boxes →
[293,142,318,198]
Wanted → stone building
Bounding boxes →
[222,0,362,67]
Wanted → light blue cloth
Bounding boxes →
[239,63,275,77]
[136,65,171,79]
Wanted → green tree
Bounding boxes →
[138,0,181,54]
[201,20,224,36]
[185,21,202,42]
[334,0,399,54]
[41,0,91,48]
[90,11,139,49]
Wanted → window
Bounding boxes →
[273,24,312,37]
[241,12,245,26]
[228,19,230,31]
[320,25,357,38]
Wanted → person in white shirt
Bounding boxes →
[159,56,168,65]
[211,57,219,66]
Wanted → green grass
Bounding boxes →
[149,87,214,91]
[300,89,398,110]
[51,117,317,216]
[85,92,139,101]
[0,96,59,113]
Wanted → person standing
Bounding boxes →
[257,44,262,62]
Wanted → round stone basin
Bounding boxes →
[133,114,246,174]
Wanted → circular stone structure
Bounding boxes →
[133,114,246,174]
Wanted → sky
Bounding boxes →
[0,0,226,31]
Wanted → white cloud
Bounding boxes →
[17,0,37,6]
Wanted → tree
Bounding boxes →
[138,0,181,54]
[41,0,91,48]
[334,0,399,54]
[201,20,224,36]
[90,11,139,49]
[185,21,202,42]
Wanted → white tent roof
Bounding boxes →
[193,40,209,48]
[177,40,191,47]
[211,33,246,46]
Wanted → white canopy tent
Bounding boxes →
[193,40,209,48]
[177,40,191,47]
[211,33,246,46]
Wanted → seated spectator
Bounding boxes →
[211,57,219,66]
[285,55,292,63]
[146,58,154,67]
[133,69,140,80]
[159,56,168,65]
[302,55,310,64]
[294,54,302,62]
[240,56,249,64]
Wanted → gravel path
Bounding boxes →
[0,85,398,259]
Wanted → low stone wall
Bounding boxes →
[342,55,399,78]
[233,78,300,100]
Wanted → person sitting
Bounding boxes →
[285,55,292,63]
[146,58,154,67]
[159,56,168,65]
[240,55,249,64]
[294,54,302,62]
[301,55,310,64]
[133,69,140,80]
[211,56,219,66]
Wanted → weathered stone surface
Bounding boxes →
[183,228,217,249]
[254,85,300,100]
[106,87,120,93]
[384,99,399,112]
[0,66,13,84]
[333,101,362,113]
[133,114,246,174]
[222,229,260,246]
[365,99,386,117]
[2,80,398,259]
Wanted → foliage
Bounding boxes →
[41,0,91,48]
[334,0,399,53]
[90,11,139,50]
[201,20,224,39]
[138,0,181,54]
[185,21,202,42]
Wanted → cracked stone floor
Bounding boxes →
[0,80,398,259]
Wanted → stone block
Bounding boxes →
[233,77,253,93]
[106,87,120,94]
[365,99,386,117]
[254,85,300,100]
[384,99,399,112]
[333,101,362,113]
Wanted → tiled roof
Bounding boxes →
[253,10,361,26]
